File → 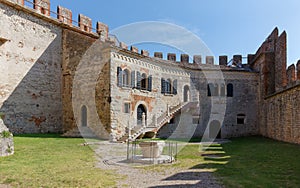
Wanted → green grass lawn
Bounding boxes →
[204,136,300,188]
[143,136,300,187]
[0,134,117,188]
[1,135,300,187]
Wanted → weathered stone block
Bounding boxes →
[57,6,72,26]
[193,55,201,64]
[33,0,50,16]
[219,55,227,66]
[297,60,300,80]
[206,56,214,65]
[180,54,189,63]
[78,14,92,33]
[0,119,14,157]
[167,53,176,61]
[247,54,255,64]
[141,50,149,57]
[130,46,138,53]
[287,64,296,84]
[97,22,109,41]
[154,52,163,59]
[119,42,128,50]
[7,0,24,5]
[233,55,242,66]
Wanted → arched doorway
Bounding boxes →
[209,120,221,139]
[81,105,87,127]
[183,85,190,102]
[137,104,147,125]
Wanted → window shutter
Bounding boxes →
[131,71,135,88]
[117,67,122,87]
[173,80,177,95]
[136,71,141,89]
[147,75,152,91]
[161,78,165,94]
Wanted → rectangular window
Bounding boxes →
[237,114,246,124]
[124,103,130,113]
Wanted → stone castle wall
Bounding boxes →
[251,28,300,144]
[0,1,63,133]
[260,85,300,144]
[1,0,299,144]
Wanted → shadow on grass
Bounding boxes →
[149,171,222,188]
[14,133,62,138]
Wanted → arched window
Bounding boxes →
[137,104,147,125]
[184,85,190,102]
[220,84,226,96]
[141,73,147,90]
[81,105,87,127]
[122,69,130,87]
[207,83,214,96]
[227,83,233,97]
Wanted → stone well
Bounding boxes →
[139,141,165,158]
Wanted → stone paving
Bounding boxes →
[93,141,224,188]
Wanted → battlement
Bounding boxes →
[115,43,257,70]
[286,61,300,86]
[3,0,109,40]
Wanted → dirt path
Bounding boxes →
[93,141,224,188]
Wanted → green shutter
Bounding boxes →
[147,75,152,91]
[117,67,122,87]
[131,71,135,88]
[161,78,165,94]
[173,79,177,95]
[136,71,141,89]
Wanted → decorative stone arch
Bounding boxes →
[183,85,190,102]
[209,120,221,139]
[134,101,148,127]
[81,105,88,127]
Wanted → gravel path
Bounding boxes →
[93,141,224,188]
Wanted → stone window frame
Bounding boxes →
[237,114,246,125]
[161,78,178,95]
[124,102,131,114]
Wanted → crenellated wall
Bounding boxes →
[0,0,299,143]
[251,28,300,144]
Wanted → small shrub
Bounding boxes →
[6,145,12,153]
[1,130,12,138]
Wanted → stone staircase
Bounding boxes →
[117,102,189,142]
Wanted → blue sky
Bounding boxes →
[50,0,300,65]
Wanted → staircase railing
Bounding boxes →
[117,102,190,142]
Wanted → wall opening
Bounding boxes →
[137,104,147,125]
[184,85,190,102]
[81,105,87,127]
[237,114,246,124]
[209,120,221,139]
